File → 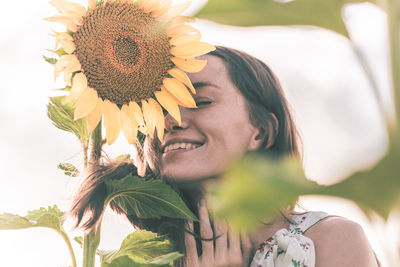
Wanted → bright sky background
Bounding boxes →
[0,0,399,266]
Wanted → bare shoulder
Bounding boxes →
[304,216,379,267]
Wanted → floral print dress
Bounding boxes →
[250,211,329,267]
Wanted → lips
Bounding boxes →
[162,139,204,154]
[164,142,201,153]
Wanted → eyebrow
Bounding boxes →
[192,81,221,90]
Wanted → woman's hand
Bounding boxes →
[184,199,252,267]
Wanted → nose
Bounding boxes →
[165,106,189,133]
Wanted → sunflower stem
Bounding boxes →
[59,229,77,267]
[82,141,89,169]
[82,226,101,267]
[90,121,103,165]
[82,121,103,267]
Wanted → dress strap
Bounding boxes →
[289,211,330,234]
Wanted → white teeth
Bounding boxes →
[164,142,201,153]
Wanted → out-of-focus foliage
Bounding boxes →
[0,206,77,266]
[209,148,400,229]
[0,205,64,231]
[105,174,198,221]
[201,0,400,227]
[208,156,318,228]
[195,0,376,37]
[100,230,182,266]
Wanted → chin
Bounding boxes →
[161,167,219,183]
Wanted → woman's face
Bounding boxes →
[159,55,262,181]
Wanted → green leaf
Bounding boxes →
[315,139,400,219]
[0,213,35,229]
[47,95,89,144]
[102,256,135,267]
[209,155,319,229]
[210,146,400,229]
[74,236,83,246]
[144,252,183,265]
[101,230,182,266]
[58,163,80,177]
[0,205,64,231]
[195,0,376,37]
[43,55,57,65]
[55,47,67,57]
[105,175,197,221]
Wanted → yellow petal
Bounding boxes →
[56,32,76,54]
[148,98,165,141]
[170,32,201,47]
[171,42,215,58]
[88,0,96,10]
[141,100,156,138]
[171,57,207,73]
[74,87,98,120]
[55,32,73,48]
[54,54,81,79]
[168,68,196,94]
[157,1,191,22]
[64,72,72,86]
[140,0,160,13]
[151,0,172,18]
[44,15,79,32]
[163,78,196,108]
[63,11,83,26]
[103,100,121,145]
[167,24,199,38]
[68,72,87,101]
[86,98,103,134]
[155,87,181,125]
[129,102,148,135]
[50,0,86,17]
[121,104,138,144]
[166,16,195,30]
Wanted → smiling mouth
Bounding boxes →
[163,142,203,153]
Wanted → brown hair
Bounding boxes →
[69,46,300,266]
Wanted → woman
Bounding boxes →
[71,46,380,266]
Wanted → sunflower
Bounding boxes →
[45,0,215,145]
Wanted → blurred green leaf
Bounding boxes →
[145,252,183,265]
[47,95,89,145]
[195,0,376,37]
[58,162,80,177]
[101,230,182,266]
[209,155,318,229]
[43,55,57,65]
[316,138,400,218]
[0,213,35,230]
[105,175,197,221]
[210,145,400,229]
[0,205,64,231]
[0,206,77,266]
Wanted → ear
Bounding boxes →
[247,113,279,151]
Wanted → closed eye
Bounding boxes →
[195,100,212,107]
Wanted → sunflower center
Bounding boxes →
[113,37,140,67]
[73,2,172,106]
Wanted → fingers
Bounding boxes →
[198,199,214,264]
[240,232,252,267]
[227,228,242,267]
[214,221,228,266]
[184,221,199,267]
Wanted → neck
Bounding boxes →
[248,214,292,247]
